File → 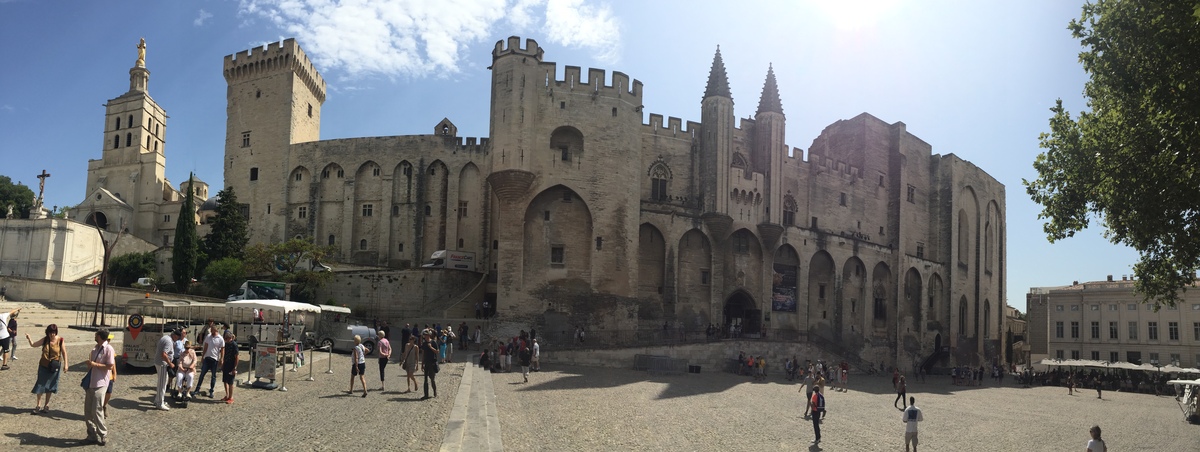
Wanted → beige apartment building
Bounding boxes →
[1029,276,1200,368]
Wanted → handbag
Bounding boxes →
[80,370,90,389]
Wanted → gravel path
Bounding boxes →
[0,302,463,450]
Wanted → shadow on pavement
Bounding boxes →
[4,432,91,448]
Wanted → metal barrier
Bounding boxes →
[645,356,688,375]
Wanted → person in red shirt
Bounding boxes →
[810,386,824,443]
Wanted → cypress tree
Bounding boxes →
[172,174,199,292]
[203,185,249,262]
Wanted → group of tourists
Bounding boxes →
[154,322,238,409]
[950,365,986,386]
[478,329,538,383]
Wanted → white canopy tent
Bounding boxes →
[226,300,322,314]
[1037,358,1200,374]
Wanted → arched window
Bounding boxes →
[115,117,121,130]
[959,297,968,336]
[957,210,969,264]
[783,195,798,226]
[328,235,335,246]
[125,133,132,147]
[550,126,584,162]
[985,221,994,272]
[649,162,671,202]
[113,135,119,149]
[127,115,133,128]
[731,152,748,169]
[984,300,991,339]
[359,239,368,250]
[146,135,151,149]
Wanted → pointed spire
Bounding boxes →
[756,64,783,115]
[704,45,732,99]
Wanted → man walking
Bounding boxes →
[810,386,825,444]
[894,375,908,410]
[902,396,924,452]
[801,368,816,418]
[518,341,533,383]
[153,329,180,410]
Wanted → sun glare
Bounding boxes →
[812,0,901,31]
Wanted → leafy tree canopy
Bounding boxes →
[0,175,35,219]
[243,237,336,303]
[108,251,157,287]
[202,186,248,262]
[1024,0,1200,307]
[244,237,335,276]
[203,257,246,298]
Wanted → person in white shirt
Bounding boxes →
[0,308,19,370]
[531,339,541,371]
[902,396,924,452]
[195,324,224,398]
[1086,425,1106,452]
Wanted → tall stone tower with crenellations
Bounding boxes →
[486,37,646,304]
[223,39,326,244]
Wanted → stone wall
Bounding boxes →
[542,339,844,374]
[315,268,483,322]
[0,275,225,309]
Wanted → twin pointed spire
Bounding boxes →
[704,45,732,99]
[705,47,784,116]
[756,64,784,115]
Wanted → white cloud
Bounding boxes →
[194,9,214,26]
[237,0,620,79]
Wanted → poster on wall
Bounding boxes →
[772,264,797,312]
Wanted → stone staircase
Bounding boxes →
[440,362,504,452]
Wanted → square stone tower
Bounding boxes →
[223,39,326,244]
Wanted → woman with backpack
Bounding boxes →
[26,324,66,414]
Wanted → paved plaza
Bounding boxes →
[1,302,1197,450]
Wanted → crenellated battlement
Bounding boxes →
[223,38,326,103]
[643,113,699,137]
[493,36,544,61]
[552,66,643,98]
[447,136,490,155]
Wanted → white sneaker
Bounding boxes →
[157,405,170,411]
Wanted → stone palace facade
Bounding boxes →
[221,37,1006,369]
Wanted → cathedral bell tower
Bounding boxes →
[79,38,171,240]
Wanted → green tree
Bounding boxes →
[202,186,248,262]
[1024,0,1200,308]
[203,257,246,297]
[0,175,35,219]
[242,237,336,303]
[108,251,157,287]
[172,174,200,293]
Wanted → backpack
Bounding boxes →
[816,393,826,412]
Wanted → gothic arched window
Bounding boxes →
[782,195,798,226]
[648,162,671,202]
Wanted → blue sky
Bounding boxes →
[0,0,1139,312]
